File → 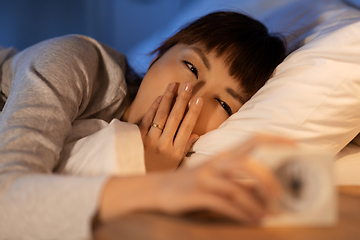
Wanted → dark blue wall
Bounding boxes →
[0,0,192,55]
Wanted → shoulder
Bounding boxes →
[16,35,127,75]
[19,35,100,65]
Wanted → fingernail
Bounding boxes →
[189,97,202,107]
[169,83,176,92]
[183,82,192,92]
[194,97,202,105]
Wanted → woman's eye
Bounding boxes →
[215,98,233,116]
[183,61,198,78]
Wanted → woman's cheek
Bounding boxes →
[192,101,228,136]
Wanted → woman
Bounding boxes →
[0,12,287,239]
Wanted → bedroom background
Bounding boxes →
[0,0,293,74]
[0,0,194,59]
[1,0,359,72]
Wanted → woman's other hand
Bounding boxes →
[148,134,294,222]
[139,82,202,172]
[96,134,295,225]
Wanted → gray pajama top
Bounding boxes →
[0,35,132,240]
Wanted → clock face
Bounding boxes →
[252,148,336,226]
[275,158,324,213]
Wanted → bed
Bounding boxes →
[59,0,360,186]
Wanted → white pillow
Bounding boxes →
[261,0,360,52]
[185,2,360,167]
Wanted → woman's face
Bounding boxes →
[123,43,248,136]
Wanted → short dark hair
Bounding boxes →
[152,11,286,98]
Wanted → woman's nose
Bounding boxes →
[191,81,205,98]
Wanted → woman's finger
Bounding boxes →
[138,96,162,137]
[213,134,295,188]
[215,156,282,202]
[148,82,178,138]
[159,173,258,222]
[173,96,202,151]
[187,194,258,223]
[237,160,283,201]
[203,135,294,202]
[161,82,193,141]
[197,172,267,220]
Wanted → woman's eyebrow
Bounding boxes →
[190,47,211,70]
[226,88,246,104]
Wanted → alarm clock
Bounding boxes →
[251,147,337,227]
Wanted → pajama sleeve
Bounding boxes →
[0,35,128,239]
